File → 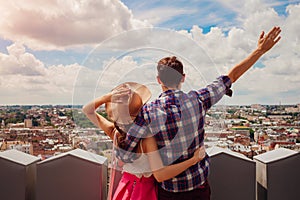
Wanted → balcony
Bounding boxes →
[0,147,299,200]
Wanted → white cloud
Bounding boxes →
[132,7,196,25]
[0,43,46,76]
[0,43,86,104]
[179,2,300,105]
[0,0,150,50]
[216,0,268,18]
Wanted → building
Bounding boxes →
[231,126,250,136]
[1,141,33,155]
[24,119,33,128]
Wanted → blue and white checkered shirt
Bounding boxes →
[116,75,232,192]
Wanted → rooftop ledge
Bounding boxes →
[0,147,299,200]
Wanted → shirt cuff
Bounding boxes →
[220,75,233,97]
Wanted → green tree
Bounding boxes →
[249,128,254,140]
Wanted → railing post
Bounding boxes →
[36,148,108,200]
[0,149,40,200]
[207,146,256,200]
[254,148,300,200]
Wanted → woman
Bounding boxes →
[82,82,206,200]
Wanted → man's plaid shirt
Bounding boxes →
[116,75,232,192]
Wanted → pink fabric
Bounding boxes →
[107,165,123,200]
[112,172,157,200]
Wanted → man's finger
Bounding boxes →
[274,36,281,44]
[266,26,280,38]
[259,31,265,39]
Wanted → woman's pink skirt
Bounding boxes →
[112,172,157,200]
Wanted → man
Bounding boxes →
[116,26,281,199]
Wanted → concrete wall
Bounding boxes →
[254,149,300,200]
[208,149,256,200]
[1,148,299,200]
[0,159,27,200]
[0,150,39,200]
[36,151,108,200]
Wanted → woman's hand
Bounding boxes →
[111,84,131,103]
[192,145,206,165]
[110,84,133,124]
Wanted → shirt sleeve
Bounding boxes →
[196,75,232,112]
[115,108,150,163]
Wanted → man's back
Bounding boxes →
[126,76,232,192]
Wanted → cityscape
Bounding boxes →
[1,103,299,163]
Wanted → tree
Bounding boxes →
[249,128,255,141]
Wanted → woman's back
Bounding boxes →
[122,140,152,178]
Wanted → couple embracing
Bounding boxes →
[83,27,281,200]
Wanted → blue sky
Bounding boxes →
[122,0,237,30]
[0,0,299,105]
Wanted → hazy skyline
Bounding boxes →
[0,0,300,105]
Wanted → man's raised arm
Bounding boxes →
[228,26,281,83]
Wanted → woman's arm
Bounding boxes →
[228,26,281,83]
[143,137,205,182]
[82,93,115,140]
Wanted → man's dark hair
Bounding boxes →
[157,56,184,87]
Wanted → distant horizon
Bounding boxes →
[1,103,299,107]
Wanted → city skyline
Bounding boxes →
[0,0,300,105]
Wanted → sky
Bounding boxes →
[0,0,300,105]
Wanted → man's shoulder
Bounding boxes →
[142,98,162,109]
